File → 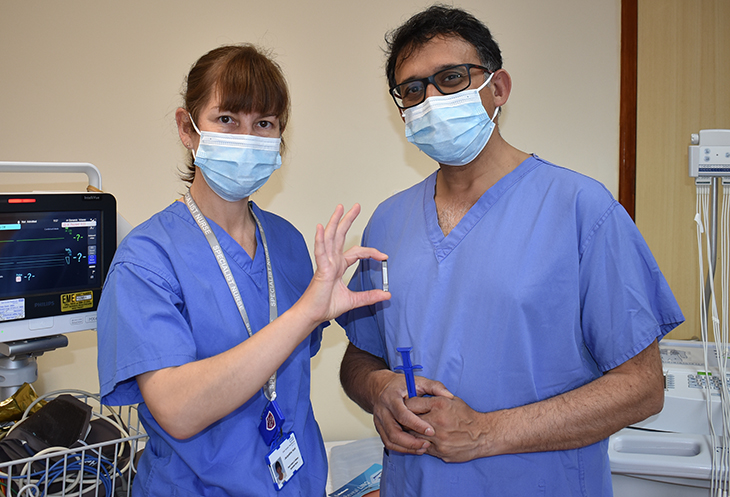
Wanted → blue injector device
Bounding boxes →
[395,347,422,398]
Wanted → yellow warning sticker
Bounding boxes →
[61,291,94,312]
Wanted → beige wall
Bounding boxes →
[0,0,620,442]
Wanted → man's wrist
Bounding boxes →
[474,410,504,459]
[366,368,396,409]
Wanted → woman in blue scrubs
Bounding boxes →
[96,44,389,496]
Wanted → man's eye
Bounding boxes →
[438,71,465,87]
[403,82,424,97]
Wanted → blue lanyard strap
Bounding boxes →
[184,191,279,401]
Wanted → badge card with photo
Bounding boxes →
[266,431,304,491]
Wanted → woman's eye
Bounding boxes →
[219,115,235,125]
[258,119,279,131]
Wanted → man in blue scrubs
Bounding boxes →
[337,5,684,496]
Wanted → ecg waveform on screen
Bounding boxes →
[0,249,83,270]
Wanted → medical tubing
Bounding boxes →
[15,483,39,497]
[725,181,730,494]
[709,178,720,315]
[714,182,730,495]
[0,446,121,497]
[706,189,723,495]
[719,184,729,494]
[722,182,730,493]
[696,182,720,494]
[696,179,730,495]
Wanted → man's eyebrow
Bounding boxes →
[397,63,466,85]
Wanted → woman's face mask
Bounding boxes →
[402,72,498,166]
[189,114,281,202]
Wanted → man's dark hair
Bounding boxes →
[385,4,503,88]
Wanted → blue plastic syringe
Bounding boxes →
[394,347,422,398]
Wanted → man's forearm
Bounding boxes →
[411,339,665,461]
[489,357,662,454]
[340,342,392,413]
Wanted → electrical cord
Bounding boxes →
[695,180,730,497]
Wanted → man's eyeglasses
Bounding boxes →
[389,63,491,109]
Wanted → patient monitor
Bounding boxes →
[0,192,116,340]
[0,162,120,399]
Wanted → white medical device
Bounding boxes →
[689,130,730,178]
[609,340,722,494]
[634,339,728,435]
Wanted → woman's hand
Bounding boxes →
[297,204,390,325]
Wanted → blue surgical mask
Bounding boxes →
[189,115,281,202]
[403,73,498,166]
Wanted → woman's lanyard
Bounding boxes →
[184,191,279,402]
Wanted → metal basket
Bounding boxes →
[0,390,147,497]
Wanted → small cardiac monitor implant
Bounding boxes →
[382,260,389,292]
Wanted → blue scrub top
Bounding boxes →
[338,155,684,496]
[98,200,327,496]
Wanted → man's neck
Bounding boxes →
[438,136,527,196]
[434,134,529,236]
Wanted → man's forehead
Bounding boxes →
[394,35,480,81]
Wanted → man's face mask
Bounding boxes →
[402,72,498,166]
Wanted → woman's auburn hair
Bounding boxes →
[180,44,290,183]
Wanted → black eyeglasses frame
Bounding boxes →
[389,63,491,110]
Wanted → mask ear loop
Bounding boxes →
[480,72,502,122]
[477,70,495,92]
[188,113,202,135]
[481,72,502,122]
[187,112,201,159]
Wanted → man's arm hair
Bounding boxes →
[339,342,390,413]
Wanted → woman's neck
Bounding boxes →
[188,179,257,258]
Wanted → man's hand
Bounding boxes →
[340,343,453,455]
[370,370,454,455]
[406,395,495,462]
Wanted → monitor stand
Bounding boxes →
[0,335,69,400]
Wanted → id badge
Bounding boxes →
[259,400,285,446]
[266,431,304,491]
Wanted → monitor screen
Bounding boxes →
[0,193,116,342]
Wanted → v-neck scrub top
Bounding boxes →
[338,155,684,496]
[97,200,327,496]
